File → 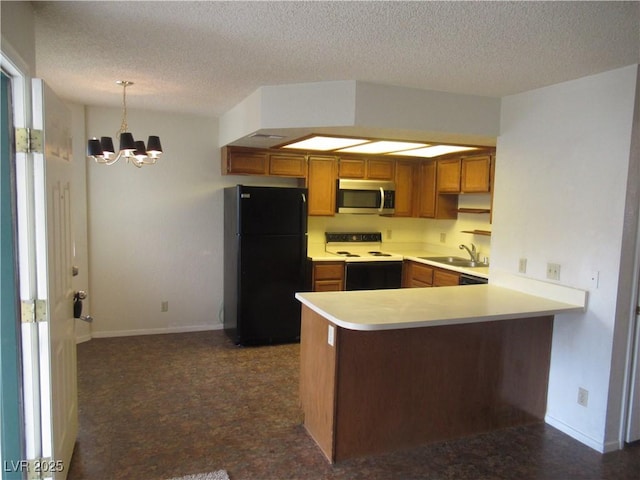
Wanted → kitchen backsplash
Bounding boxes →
[307,193,492,260]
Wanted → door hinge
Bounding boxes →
[21,299,47,323]
[26,457,55,480]
[15,127,44,154]
[636,305,640,316]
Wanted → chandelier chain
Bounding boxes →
[119,81,129,136]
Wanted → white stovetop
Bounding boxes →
[295,284,585,332]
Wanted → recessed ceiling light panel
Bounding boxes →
[337,141,429,154]
[281,136,369,151]
[388,145,478,158]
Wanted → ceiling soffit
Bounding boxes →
[220,81,501,149]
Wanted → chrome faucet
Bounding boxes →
[459,243,478,262]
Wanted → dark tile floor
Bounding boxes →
[68,331,640,480]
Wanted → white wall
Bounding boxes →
[492,65,638,451]
[85,106,297,337]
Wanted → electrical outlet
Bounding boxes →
[546,263,561,281]
[590,271,600,289]
[518,258,527,274]
[577,387,589,407]
[439,233,446,243]
[327,325,335,346]
[161,301,169,312]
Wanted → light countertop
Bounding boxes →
[295,284,585,331]
[307,245,489,279]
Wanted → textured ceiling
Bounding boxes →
[32,1,639,118]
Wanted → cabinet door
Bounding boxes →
[225,149,268,175]
[269,153,307,177]
[461,155,491,192]
[367,159,395,180]
[437,158,461,192]
[418,160,436,218]
[403,261,434,287]
[307,156,337,216]
[433,269,460,287]
[394,161,416,217]
[338,157,366,178]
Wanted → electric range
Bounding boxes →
[325,232,403,290]
[324,232,404,262]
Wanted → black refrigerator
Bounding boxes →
[224,185,308,345]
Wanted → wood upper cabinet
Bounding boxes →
[418,160,437,217]
[394,160,417,217]
[223,147,268,175]
[436,158,462,192]
[437,154,493,193]
[367,159,395,180]
[312,262,345,291]
[269,152,307,177]
[338,157,366,178]
[338,157,395,180]
[418,160,457,219]
[222,146,306,177]
[307,156,337,216]
[460,154,491,193]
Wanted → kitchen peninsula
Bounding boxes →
[295,285,585,463]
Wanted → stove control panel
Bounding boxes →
[325,232,382,243]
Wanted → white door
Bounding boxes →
[626,274,640,442]
[31,78,77,478]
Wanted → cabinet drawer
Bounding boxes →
[314,279,343,292]
[314,262,345,281]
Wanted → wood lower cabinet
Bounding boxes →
[433,268,460,286]
[403,260,461,287]
[312,261,344,291]
[403,260,434,287]
[307,156,337,216]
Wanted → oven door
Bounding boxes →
[344,261,403,291]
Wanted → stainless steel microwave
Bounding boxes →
[336,179,396,214]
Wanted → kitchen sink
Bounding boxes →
[419,256,489,268]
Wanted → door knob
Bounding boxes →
[73,291,88,319]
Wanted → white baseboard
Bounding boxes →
[544,414,619,453]
[88,323,224,339]
[75,333,92,344]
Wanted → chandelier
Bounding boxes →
[87,80,162,168]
